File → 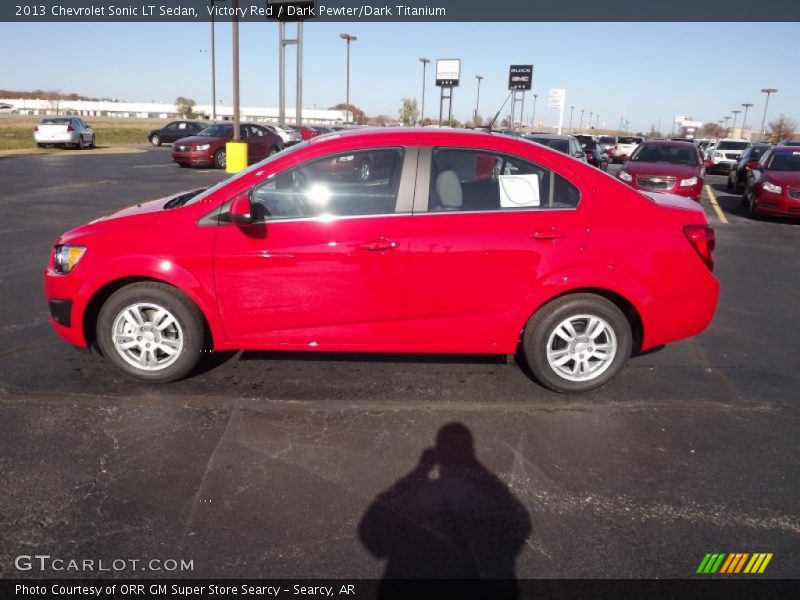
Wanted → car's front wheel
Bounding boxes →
[151,135,161,147]
[96,282,205,383]
[214,148,226,169]
[522,294,632,393]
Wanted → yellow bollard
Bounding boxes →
[225,141,248,174]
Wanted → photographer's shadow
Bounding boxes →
[358,423,531,599]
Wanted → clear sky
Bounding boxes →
[1,21,799,131]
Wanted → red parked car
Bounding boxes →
[171,123,283,169]
[617,140,705,201]
[743,146,800,218]
[44,129,719,393]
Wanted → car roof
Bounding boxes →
[639,139,699,148]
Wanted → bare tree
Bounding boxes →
[42,90,63,115]
[398,98,419,126]
[701,122,726,138]
[175,96,197,119]
[768,114,798,142]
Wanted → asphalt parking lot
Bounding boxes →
[0,147,798,579]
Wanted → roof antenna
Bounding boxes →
[485,91,514,131]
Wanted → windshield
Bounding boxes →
[198,124,233,138]
[631,144,698,166]
[598,136,615,144]
[750,145,771,159]
[618,137,643,145]
[717,141,750,150]
[767,151,800,171]
[182,141,311,207]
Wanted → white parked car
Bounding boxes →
[266,124,301,146]
[612,136,644,162]
[34,117,95,149]
[707,138,751,173]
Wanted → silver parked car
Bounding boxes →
[34,117,96,149]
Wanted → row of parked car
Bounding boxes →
[145,120,342,169]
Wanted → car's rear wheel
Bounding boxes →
[151,135,161,147]
[522,294,632,393]
[268,146,280,157]
[75,137,84,150]
[726,172,734,191]
[89,134,96,148]
[214,148,226,169]
[96,282,205,383]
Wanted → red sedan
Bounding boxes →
[171,123,283,169]
[44,129,718,393]
[744,146,800,218]
[617,140,705,201]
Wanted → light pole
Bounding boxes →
[232,0,240,141]
[741,102,753,132]
[474,75,483,123]
[760,88,777,138]
[588,111,593,130]
[568,105,574,131]
[531,94,538,129]
[340,33,357,125]
[419,58,429,125]
[595,114,600,129]
[209,0,218,120]
[579,108,584,130]
[723,115,731,137]
[731,109,741,137]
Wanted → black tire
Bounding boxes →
[74,137,84,150]
[357,159,372,181]
[89,134,96,149]
[96,282,205,383]
[726,172,734,191]
[268,146,280,157]
[214,148,226,169]
[521,294,632,393]
[36,143,45,148]
[151,135,161,147]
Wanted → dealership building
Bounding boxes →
[0,98,347,125]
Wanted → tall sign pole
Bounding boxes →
[508,65,533,132]
[435,59,460,126]
[548,89,566,134]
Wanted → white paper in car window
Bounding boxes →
[499,174,540,208]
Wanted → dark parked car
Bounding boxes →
[148,121,209,146]
[523,134,587,162]
[744,146,800,218]
[777,140,800,146]
[575,137,609,170]
[171,123,283,169]
[727,144,772,192]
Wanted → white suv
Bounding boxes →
[612,136,644,162]
[708,139,750,173]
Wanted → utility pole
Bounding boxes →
[731,109,741,137]
[209,0,217,120]
[741,102,753,132]
[568,105,574,131]
[474,75,483,122]
[579,108,584,130]
[723,115,730,137]
[531,94,538,130]
[340,33,357,125]
[232,0,240,140]
[760,88,778,138]
[419,58,430,124]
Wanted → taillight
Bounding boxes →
[67,123,74,132]
[683,224,715,271]
[34,126,38,132]
[746,160,759,169]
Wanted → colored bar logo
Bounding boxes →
[697,552,773,574]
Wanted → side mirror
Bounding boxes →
[575,151,586,159]
[229,192,253,225]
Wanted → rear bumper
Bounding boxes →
[34,132,80,144]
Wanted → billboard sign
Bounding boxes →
[435,59,461,87]
[508,65,533,91]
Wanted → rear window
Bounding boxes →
[717,141,750,150]
[598,136,616,144]
[198,124,232,137]
[617,137,643,145]
[767,151,800,171]
[527,137,569,153]
[41,118,71,124]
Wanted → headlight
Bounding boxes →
[762,181,782,194]
[196,144,211,151]
[714,152,723,158]
[618,170,633,182]
[54,245,86,274]
[680,177,698,187]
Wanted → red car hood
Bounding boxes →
[55,189,204,244]
[624,162,700,178]
[765,171,800,186]
[174,135,228,146]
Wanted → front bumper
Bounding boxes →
[754,190,800,217]
[172,150,214,167]
[44,267,88,347]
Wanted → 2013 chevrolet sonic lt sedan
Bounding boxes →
[44,129,719,393]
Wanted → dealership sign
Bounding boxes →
[508,65,533,91]
[435,59,461,87]
[548,88,565,109]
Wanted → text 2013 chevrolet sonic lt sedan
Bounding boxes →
[44,129,719,393]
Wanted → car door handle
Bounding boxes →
[359,239,398,251]
[530,228,566,240]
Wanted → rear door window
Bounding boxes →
[425,148,580,212]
